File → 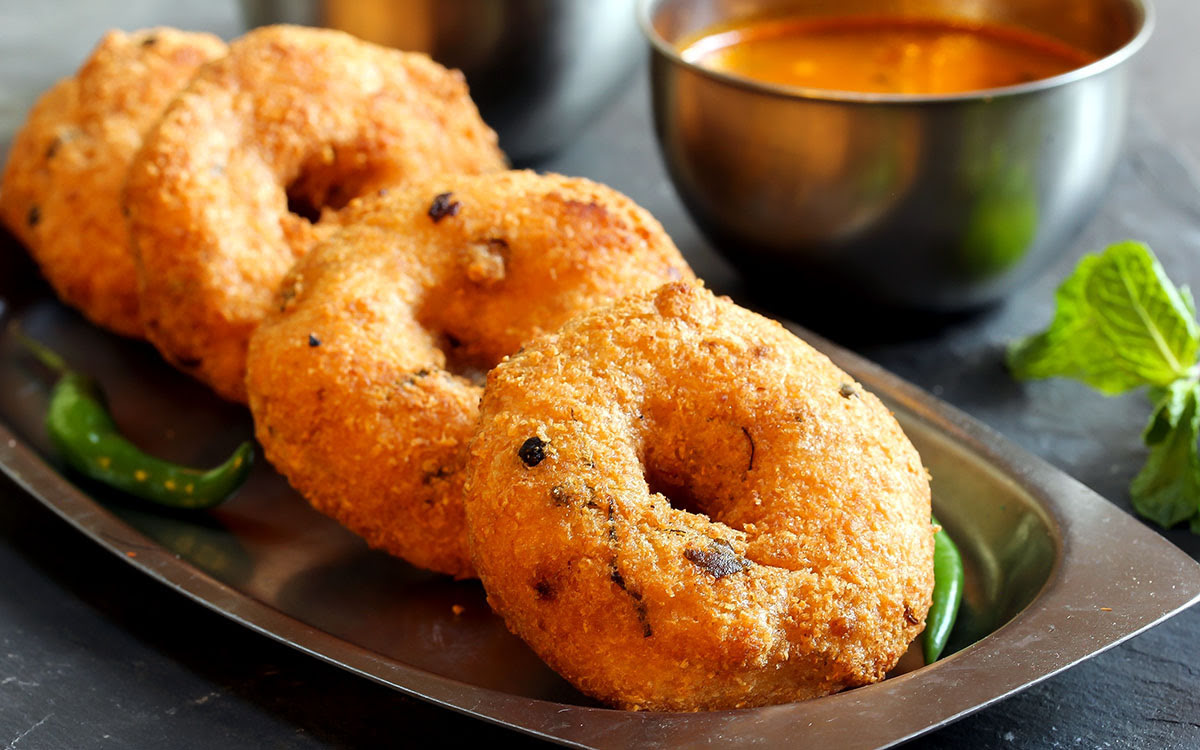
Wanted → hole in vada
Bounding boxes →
[645,468,709,518]
[429,331,489,387]
[285,145,390,224]
[641,412,756,526]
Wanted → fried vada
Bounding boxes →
[125,24,507,402]
[463,282,935,710]
[0,28,226,337]
[245,170,694,578]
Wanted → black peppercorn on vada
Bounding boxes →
[245,171,693,578]
[463,282,935,710]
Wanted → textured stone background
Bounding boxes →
[1,1,1197,747]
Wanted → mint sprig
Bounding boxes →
[1008,241,1200,532]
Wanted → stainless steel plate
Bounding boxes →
[1,243,1197,749]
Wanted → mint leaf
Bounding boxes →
[1181,284,1197,321]
[1008,241,1200,394]
[1131,382,1200,528]
[1010,241,1200,532]
[1142,378,1197,445]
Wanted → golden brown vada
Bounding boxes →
[0,28,226,337]
[245,171,693,578]
[463,282,935,710]
[125,24,506,402]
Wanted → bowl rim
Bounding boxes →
[637,0,1155,104]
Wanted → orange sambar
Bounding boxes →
[680,16,1098,95]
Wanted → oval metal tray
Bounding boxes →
[1,247,1197,749]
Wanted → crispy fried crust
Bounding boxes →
[125,24,507,402]
[245,171,694,577]
[0,28,226,337]
[464,282,935,710]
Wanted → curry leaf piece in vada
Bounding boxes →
[464,282,935,710]
[125,24,507,402]
[245,171,694,578]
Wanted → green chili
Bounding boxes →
[923,514,965,664]
[17,331,253,509]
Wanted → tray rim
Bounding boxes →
[1,318,1198,750]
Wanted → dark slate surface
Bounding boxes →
[2,1,1199,748]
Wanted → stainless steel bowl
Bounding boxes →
[241,0,643,163]
[642,0,1153,310]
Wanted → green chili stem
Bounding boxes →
[924,514,965,664]
[8,324,70,375]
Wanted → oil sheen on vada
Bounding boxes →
[0,28,226,337]
[463,282,935,710]
[125,24,507,402]
[245,171,694,578]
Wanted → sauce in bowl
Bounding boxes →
[680,16,1099,95]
